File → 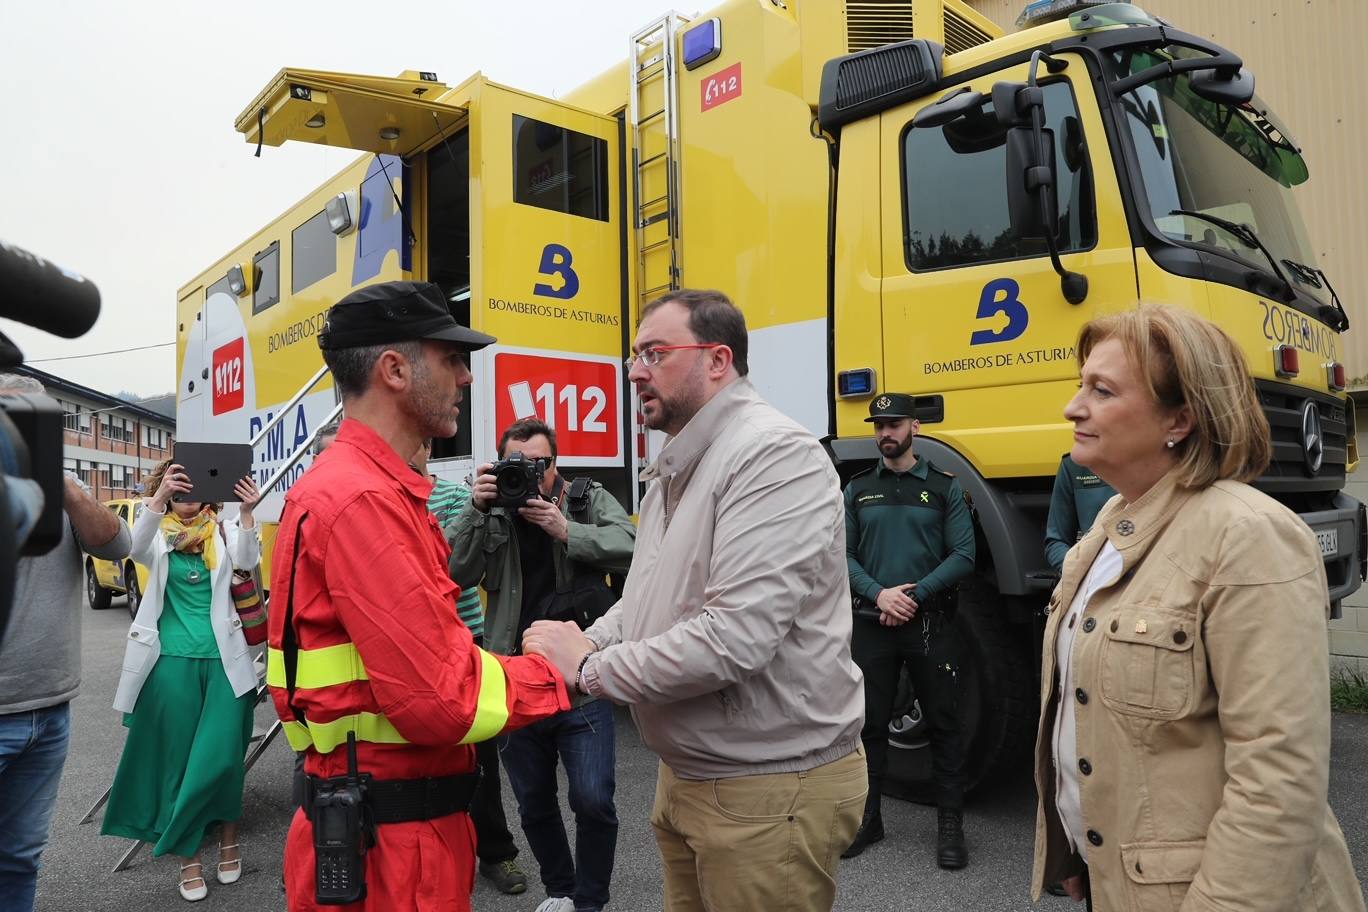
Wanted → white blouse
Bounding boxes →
[1052,540,1123,861]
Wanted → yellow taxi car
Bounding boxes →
[86,498,150,618]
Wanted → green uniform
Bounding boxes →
[1043,454,1116,571]
[844,457,976,604]
[845,454,976,813]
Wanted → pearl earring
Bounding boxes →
[1166,439,1176,449]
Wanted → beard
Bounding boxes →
[406,356,460,439]
[878,433,912,459]
[640,360,707,434]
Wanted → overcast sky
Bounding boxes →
[3,1,680,397]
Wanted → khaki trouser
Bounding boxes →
[650,747,867,912]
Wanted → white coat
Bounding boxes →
[112,501,261,713]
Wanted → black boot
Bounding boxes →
[936,808,967,869]
[842,810,884,858]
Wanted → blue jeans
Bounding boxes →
[0,703,71,912]
[499,698,618,911]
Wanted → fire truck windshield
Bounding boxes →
[1110,47,1329,304]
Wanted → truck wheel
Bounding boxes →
[87,562,112,611]
[882,574,1036,804]
[124,564,142,618]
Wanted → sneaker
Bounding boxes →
[478,858,528,895]
[533,899,575,912]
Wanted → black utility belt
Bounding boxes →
[852,590,956,622]
[302,771,481,825]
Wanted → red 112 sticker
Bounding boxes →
[212,337,245,415]
[701,62,742,112]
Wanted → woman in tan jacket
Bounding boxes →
[1034,305,1365,912]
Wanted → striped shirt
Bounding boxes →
[428,477,484,637]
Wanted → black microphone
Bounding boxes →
[0,240,101,338]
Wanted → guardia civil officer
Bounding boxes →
[1043,454,1117,572]
[842,393,976,869]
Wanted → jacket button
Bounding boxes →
[1173,629,1188,644]
[1110,618,1119,633]
[130,630,139,639]
[1078,758,1092,776]
[1081,617,1096,633]
[1087,829,1103,846]
[1075,687,1088,705]
[1067,614,1077,629]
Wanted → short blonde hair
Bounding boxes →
[1077,304,1270,486]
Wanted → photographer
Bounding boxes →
[0,373,130,912]
[449,418,635,912]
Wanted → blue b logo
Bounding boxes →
[533,244,579,299]
[969,278,1029,345]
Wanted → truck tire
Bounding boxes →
[87,561,113,611]
[882,574,1036,805]
[124,563,142,618]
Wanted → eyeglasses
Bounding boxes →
[624,344,722,371]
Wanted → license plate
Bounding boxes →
[1316,528,1338,557]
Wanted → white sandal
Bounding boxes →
[217,843,242,885]
[179,862,208,902]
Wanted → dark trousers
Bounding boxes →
[471,736,518,863]
[499,697,618,911]
[471,635,518,864]
[852,610,965,812]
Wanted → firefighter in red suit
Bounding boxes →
[268,281,572,911]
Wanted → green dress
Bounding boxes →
[101,550,255,858]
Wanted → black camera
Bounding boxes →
[491,452,547,509]
[0,239,102,648]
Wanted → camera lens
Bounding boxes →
[497,470,528,500]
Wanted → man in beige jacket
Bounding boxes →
[523,289,867,912]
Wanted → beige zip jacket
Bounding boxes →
[580,378,865,779]
[1033,469,1365,912]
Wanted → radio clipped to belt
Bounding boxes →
[311,732,373,905]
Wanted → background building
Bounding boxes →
[19,366,175,501]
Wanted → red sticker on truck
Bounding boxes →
[494,352,621,463]
[212,337,245,415]
[702,62,742,111]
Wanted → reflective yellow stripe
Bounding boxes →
[459,650,510,744]
[267,644,370,690]
[271,644,509,751]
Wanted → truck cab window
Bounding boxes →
[903,80,1096,271]
[512,115,609,222]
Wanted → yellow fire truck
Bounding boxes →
[177,0,1364,798]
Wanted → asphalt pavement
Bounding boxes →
[33,601,1368,911]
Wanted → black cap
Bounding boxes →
[317,281,497,352]
[864,392,918,422]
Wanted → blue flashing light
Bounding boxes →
[682,19,722,71]
[838,369,876,398]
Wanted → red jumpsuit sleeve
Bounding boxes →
[322,492,570,744]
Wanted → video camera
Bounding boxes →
[0,240,102,648]
[491,451,548,509]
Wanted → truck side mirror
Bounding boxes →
[1189,66,1255,106]
[1005,126,1057,240]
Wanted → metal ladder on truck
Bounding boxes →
[629,12,688,317]
[80,366,343,872]
[627,12,689,499]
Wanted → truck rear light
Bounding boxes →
[1328,361,1347,392]
[1275,345,1299,378]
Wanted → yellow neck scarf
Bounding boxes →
[160,508,219,572]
